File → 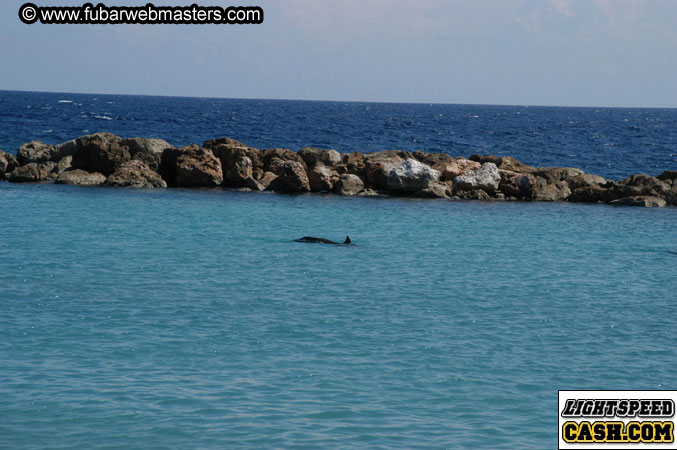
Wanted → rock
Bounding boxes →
[224,155,254,187]
[268,161,310,193]
[618,174,670,197]
[242,177,264,191]
[334,174,364,195]
[71,132,130,176]
[533,167,585,184]
[499,170,536,199]
[610,196,667,208]
[441,159,481,181]
[470,155,536,173]
[657,170,677,182]
[368,150,414,160]
[385,158,440,193]
[568,173,608,190]
[53,139,78,161]
[106,160,167,188]
[358,188,383,196]
[341,151,367,177]
[204,137,245,149]
[174,146,223,187]
[40,161,58,181]
[455,189,492,200]
[568,186,607,203]
[0,150,19,179]
[413,183,451,198]
[258,171,278,190]
[499,156,536,173]
[308,166,340,192]
[261,148,306,174]
[208,138,263,177]
[16,141,55,165]
[266,157,289,176]
[56,155,72,174]
[298,147,342,168]
[533,180,571,201]
[469,154,503,166]
[122,137,173,156]
[364,152,408,188]
[56,169,107,185]
[8,163,49,182]
[123,137,173,172]
[665,185,677,206]
[413,151,455,171]
[453,162,500,193]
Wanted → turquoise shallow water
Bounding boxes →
[1,182,675,449]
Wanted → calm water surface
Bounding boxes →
[1,182,675,449]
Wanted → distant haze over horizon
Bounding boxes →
[2,0,676,108]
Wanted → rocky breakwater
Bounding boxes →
[1,132,675,208]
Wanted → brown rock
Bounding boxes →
[242,177,264,191]
[17,141,55,165]
[53,139,78,161]
[208,138,262,176]
[224,156,254,187]
[308,166,340,192]
[106,160,167,188]
[413,183,451,198]
[568,173,608,190]
[365,150,413,163]
[568,186,607,203]
[268,161,310,193]
[618,174,670,197]
[123,137,173,172]
[55,156,72,175]
[56,169,107,186]
[454,189,492,200]
[8,163,49,183]
[71,132,130,176]
[298,147,342,169]
[258,171,278,190]
[499,170,536,199]
[0,150,19,179]
[533,177,571,201]
[657,170,677,182]
[413,151,455,171]
[40,161,58,180]
[174,146,223,187]
[469,155,537,173]
[334,174,364,195]
[261,148,306,174]
[469,154,503,166]
[441,159,481,181]
[342,151,367,177]
[609,196,667,208]
[533,167,585,184]
[364,152,409,188]
[665,185,677,206]
[499,156,536,173]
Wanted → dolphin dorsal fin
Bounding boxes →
[344,236,351,244]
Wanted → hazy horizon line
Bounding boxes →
[2,89,675,111]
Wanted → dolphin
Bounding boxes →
[295,236,352,245]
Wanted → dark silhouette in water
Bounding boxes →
[295,236,352,245]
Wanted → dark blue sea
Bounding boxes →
[1,90,676,179]
[1,90,676,449]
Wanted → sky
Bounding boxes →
[1,0,676,107]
